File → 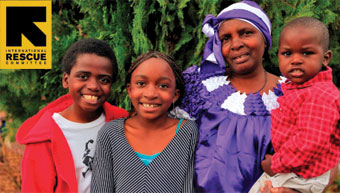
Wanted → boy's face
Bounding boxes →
[62,53,113,117]
[278,26,332,84]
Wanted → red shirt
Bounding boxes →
[271,67,340,178]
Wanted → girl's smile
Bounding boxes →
[139,102,162,114]
[140,103,161,108]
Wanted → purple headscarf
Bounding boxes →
[200,0,272,79]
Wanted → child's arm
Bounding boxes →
[261,154,275,176]
[271,94,339,175]
[21,143,57,192]
[181,121,198,193]
[91,126,116,193]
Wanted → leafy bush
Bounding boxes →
[0,0,339,127]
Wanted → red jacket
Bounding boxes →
[16,94,128,192]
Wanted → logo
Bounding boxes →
[0,0,52,69]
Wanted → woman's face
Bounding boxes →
[219,19,266,75]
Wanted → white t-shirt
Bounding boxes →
[52,113,105,193]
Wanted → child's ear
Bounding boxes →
[172,89,180,104]
[126,83,131,96]
[322,50,333,67]
[62,72,69,88]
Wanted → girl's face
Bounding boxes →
[62,53,113,119]
[127,58,179,121]
[219,19,266,75]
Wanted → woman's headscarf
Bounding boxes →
[200,0,272,79]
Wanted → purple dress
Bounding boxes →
[180,65,284,193]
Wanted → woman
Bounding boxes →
[179,1,282,192]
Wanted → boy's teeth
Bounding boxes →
[143,103,158,108]
[83,95,98,101]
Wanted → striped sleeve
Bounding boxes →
[181,120,198,193]
[91,122,116,193]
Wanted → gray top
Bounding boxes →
[91,118,198,193]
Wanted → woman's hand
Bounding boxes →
[323,164,339,192]
[260,181,299,193]
[261,154,276,176]
[260,164,339,193]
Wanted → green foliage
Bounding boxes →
[0,69,45,122]
[0,0,339,130]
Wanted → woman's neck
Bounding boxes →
[229,67,268,94]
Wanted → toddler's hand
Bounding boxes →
[261,154,275,176]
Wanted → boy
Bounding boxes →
[16,38,128,192]
[250,17,340,193]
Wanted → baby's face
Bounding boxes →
[278,26,328,84]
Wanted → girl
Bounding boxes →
[91,51,198,193]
